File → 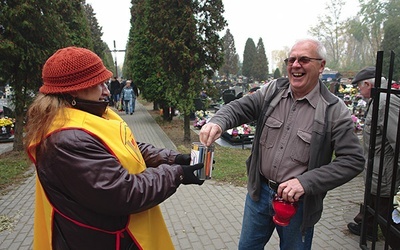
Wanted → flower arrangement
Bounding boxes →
[0,117,14,127]
[393,188,400,224]
[335,84,373,133]
[226,124,256,139]
[193,110,211,129]
[0,117,15,137]
[354,94,363,101]
[351,114,363,133]
[339,85,358,95]
[237,124,255,135]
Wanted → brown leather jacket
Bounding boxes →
[36,129,183,249]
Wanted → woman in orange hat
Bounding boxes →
[24,47,204,250]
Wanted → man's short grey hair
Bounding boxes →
[367,77,387,88]
[290,38,327,60]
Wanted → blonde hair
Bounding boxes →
[24,93,71,152]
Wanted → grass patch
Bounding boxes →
[176,144,250,187]
[211,145,250,187]
[0,151,32,192]
[0,214,15,232]
[141,99,250,187]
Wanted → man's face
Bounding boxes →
[287,41,325,98]
[356,80,372,99]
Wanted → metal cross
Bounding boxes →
[109,40,126,78]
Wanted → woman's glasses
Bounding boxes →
[284,56,323,66]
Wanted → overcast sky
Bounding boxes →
[86,0,360,70]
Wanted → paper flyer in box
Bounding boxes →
[190,142,214,180]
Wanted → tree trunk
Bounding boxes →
[12,112,25,152]
[153,101,159,110]
[11,79,27,152]
[183,114,191,142]
[161,103,174,121]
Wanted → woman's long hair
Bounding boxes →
[24,93,71,153]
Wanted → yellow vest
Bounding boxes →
[27,107,174,250]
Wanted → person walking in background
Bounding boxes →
[347,66,400,249]
[199,38,365,250]
[118,79,126,96]
[132,80,139,102]
[121,80,136,115]
[109,76,120,107]
[130,80,139,111]
[24,46,204,250]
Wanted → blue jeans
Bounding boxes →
[124,100,133,114]
[112,93,120,104]
[238,182,314,250]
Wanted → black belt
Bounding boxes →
[260,175,280,192]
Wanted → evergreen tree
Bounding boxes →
[127,0,161,105]
[381,0,400,81]
[84,3,103,55]
[83,3,114,72]
[273,68,281,79]
[127,0,226,141]
[103,42,115,75]
[253,38,269,81]
[0,0,93,151]
[220,29,239,79]
[57,0,93,49]
[242,38,257,81]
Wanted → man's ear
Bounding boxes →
[319,60,326,74]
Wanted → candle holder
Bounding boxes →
[272,196,298,226]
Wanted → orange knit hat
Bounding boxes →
[40,47,112,94]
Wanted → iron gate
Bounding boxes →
[360,51,400,249]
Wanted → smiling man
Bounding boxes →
[199,38,364,250]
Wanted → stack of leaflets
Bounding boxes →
[190,142,214,180]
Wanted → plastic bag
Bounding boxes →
[117,100,123,111]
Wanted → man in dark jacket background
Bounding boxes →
[109,76,120,107]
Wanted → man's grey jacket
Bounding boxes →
[209,78,365,230]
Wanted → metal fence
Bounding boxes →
[360,51,400,250]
